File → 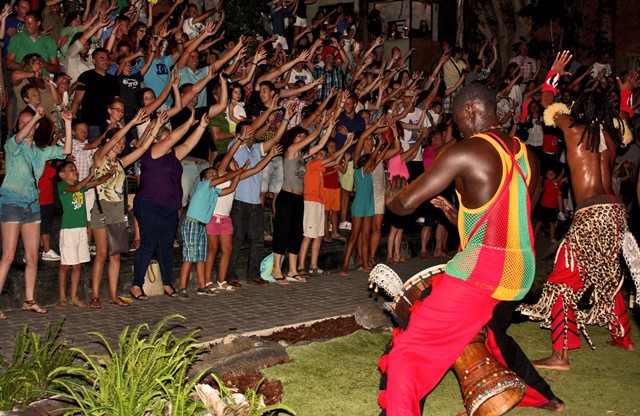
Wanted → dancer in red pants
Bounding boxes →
[383,83,540,415]
[518,51,636,370]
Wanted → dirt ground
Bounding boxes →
[221,316,363,405]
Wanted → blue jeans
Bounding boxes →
[133,199,179,287]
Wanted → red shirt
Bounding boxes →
[542,134,559,154]
[38,162,56,205]
[540,178,561,209]
[323,164,340,189]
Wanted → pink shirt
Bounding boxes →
[388,154,409,180]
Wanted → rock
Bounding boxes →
[354,304,394,330]
[190,336,289,380]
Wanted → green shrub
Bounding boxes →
[0,321,76,410]
[52,314,208,416]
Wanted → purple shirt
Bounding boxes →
[136,148,183,208]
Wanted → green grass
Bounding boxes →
[263,323,640,416]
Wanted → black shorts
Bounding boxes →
[40,203,54,235]
[534,205,557,224]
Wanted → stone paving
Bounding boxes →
[0,257,439,354]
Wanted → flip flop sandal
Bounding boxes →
[164,286,179,298]
[298,269,310,276]
[309,268,326,275]
[285,274,307,283]
[273,276,290,285]
[130,286,148,300]
[89,298,102,309]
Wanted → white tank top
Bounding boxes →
[213,180,235,217]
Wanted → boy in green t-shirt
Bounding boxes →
[56,161,114,309]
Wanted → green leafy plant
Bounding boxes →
[197,373,296,416]
[0,321,76,410]
[52,314,208,416]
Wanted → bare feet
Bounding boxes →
[339,268,349,276]
[605,340,636,351]
[0,309,5,320]
[537,398,566,412]
[532,353,571,371]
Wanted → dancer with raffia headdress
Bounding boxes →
[518,52,637,371]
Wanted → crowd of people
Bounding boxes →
[0,2,637,393]
[0,0,638,413]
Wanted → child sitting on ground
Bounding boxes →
[298,134,353,275]
[176,163,247,298]
[56,162,115,309]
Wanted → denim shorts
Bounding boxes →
[0,202,41,224]
[261,157,284,194]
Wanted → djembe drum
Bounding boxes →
[369,264,526,416]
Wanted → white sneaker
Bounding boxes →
[416,217,425,224]
[557,212,566,221]
[339,221,350,230]
[41,249,61,261]
[89,245,96,256]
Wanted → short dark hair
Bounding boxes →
[259,80,277,93]
[452,83,496,116]
[20,83,38,103]
[92,47,109,58]
[56,161,74,177]
[25,11,42,22]
[199,167,214,180]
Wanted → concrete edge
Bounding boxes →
[196,314,355,348]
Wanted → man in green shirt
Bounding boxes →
[6,11,59,74]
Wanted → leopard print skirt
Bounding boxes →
[518,198,628,349]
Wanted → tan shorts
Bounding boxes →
[303,201,325,239]
[324,187,341,212]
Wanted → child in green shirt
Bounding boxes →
[55,161,114,309]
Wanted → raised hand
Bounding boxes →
[134,108,148,124]
[285,102,297,119]
[297,49,311,62]
[240,125,255,141]
[269,144,283,157]
[551,50,573,75]
[617,71,639,91]
[157,111,169,126]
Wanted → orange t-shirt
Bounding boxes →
[304,159,325,204]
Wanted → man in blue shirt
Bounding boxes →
[227,118,286,286]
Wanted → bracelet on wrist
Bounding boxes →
[198,124,207,129]
[283,117,290,123]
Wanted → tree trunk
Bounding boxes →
[456,0,464,46]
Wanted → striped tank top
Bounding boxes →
[444,133,535,301]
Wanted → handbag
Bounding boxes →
[94,164,129,256]
[142,260,164,297]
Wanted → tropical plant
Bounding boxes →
[196,373,296,416]
[52,314,208,416]
[0,321,76,410]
